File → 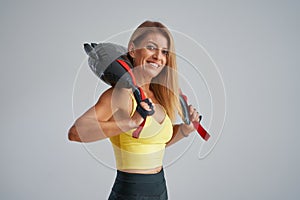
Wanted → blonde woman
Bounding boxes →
[68,21,201,200]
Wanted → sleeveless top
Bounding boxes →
[109,93,173,170]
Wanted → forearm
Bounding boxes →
[68,117,138,143]
[166,124,193,147]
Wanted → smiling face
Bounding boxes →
[129,33,169,80]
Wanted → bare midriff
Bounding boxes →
[119,166,162,174]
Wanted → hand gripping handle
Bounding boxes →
[179,92,210,141]
[131,88,154,138]
[133,88,154,119]
[115,59,155,139]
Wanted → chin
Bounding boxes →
[148,69,163,79]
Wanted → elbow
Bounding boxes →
[68,125,82,142]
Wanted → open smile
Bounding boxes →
[147,61,160,68]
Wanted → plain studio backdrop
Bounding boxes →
[1,0,299,199]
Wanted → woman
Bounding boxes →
[68,21,201,200]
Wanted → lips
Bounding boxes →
[147,61,160,68]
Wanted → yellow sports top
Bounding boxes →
[109,93,173,170]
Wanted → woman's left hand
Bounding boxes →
[181,104,201,135]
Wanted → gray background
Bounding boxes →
[1,0,299,199]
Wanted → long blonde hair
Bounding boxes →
[127,21,182,121]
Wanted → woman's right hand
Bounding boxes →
[131,98,154,128]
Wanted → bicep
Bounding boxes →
[79,88,132,123]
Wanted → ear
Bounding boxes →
[128,42,136,58]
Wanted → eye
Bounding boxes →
[161,49,169,56]
[145,44,169,56]
[146,45,156,51]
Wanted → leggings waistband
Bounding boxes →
[116,169,165,183]
[111,169,167,196]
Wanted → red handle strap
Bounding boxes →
[132,86,148,138]
[192,121,210,141]
[116,59,147,139]
[180,91,210,141]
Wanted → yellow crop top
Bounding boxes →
[109,93,173,170]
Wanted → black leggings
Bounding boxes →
[108,169,168,200]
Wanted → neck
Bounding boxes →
[140,83,151,93]
[133,71,152,92]
[134,78,153,98]
[136,80,152,94]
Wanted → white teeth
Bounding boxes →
[149,62,159,68]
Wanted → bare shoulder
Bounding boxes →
[95,87,133,117]
[95,87,132,105]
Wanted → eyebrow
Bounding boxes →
[147,40,168,50]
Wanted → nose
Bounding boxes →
[152,48,164,60]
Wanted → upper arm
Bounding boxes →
[68,87,133,142]
[78,87,133,123]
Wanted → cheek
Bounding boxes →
[143,50,155,58]
[163,57,168,66]
[135,50,150,60]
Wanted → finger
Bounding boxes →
[140,102,151,111]
[196,111,200,121]
[189,105,194,115]
[191,110,199,121]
